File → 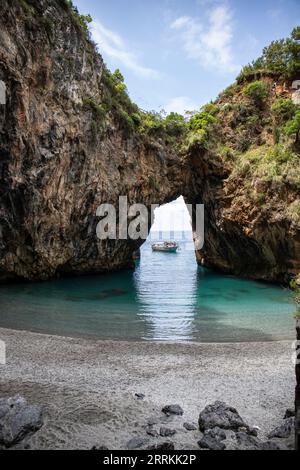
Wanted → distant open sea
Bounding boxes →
[0,231,295,342]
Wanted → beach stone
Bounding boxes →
[160,427,176,437]
[204,427,226,441]
[0,396,43,448]
[198,435,226,451]
[162,404,184,416]
[146,427,159,437]
[147,442,175,450]
[91,445,109,450]
[284,408,295,419]
[268,417,294,439]
[199,401,248,432]
[183,422,197,431]
[235,432,287,451]
[135,393,145,400]
[248,427,259,437]
[235,432,261,450]
[261,440,288,451]
[127,437,149,449]
[147,417,159,426]
[238,425,258,437]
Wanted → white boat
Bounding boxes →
[152,241,179,253]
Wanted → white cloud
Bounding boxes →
[170,5,240,74]
[164,96,198,114]
[90,20,160,79]
[171,16,191,29]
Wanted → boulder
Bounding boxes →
[162,405,184,416]
[204,427,226,441]
[160,427,176,437]
[235,432,288,451]
[147,442,175,450]
[235,432,261,450]
[0,396,43,448]
[198,435,226,451]
[198,401,249,432]
[126,437,149,450]
[146,427,159,437]
[268,417,294,439]
[183,422,197,431]
[284,409,295,419]
[147,417,159,426]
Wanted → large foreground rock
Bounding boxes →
[268,417,295,439]
[0,396,43,448]
[235,432,288,451]
[198,401,249,432]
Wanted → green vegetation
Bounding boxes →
[237,26,300,82]
[20,0,33,14]
[83,98,106,120]
[283,110,300,144]
[272,98,296,124]
[228,144,300,193]
[101,68,140,134]
[270,97,300,145]
[82,97,106,140]
[243,81,269,107]
[148,176,159,191]
[164,112,186,136]
[286,200,300,223]
[180,105,218,151]
[62,0,92,36]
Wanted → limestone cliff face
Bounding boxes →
[0,0,185,281]
[0,0,299,283]
[189,76,300,283]
[190,145,300,283]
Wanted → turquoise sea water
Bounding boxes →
[0,233,295,342]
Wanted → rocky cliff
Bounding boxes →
[189,76,300,283]
[0,0,299,283]
[0,0,186,281]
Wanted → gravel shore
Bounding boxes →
[0,327,295,450]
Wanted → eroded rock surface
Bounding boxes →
[0,0,299,283]
[198,401,249,432]
[0,395,43,448]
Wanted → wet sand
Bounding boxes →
[0,327,295,450]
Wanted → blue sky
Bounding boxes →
[74,0,300,114]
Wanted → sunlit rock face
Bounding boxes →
[0,0,299,283]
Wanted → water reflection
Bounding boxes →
[134,233,198,341]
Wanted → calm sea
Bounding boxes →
[0,231,295,342]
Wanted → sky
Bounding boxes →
[74,0,300,114]
[151,197,192,232]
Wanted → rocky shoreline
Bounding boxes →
[0,396,295,451]
[0,328,295,450]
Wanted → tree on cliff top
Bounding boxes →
[237,26,300,82]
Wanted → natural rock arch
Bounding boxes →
[0,0,299,283]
